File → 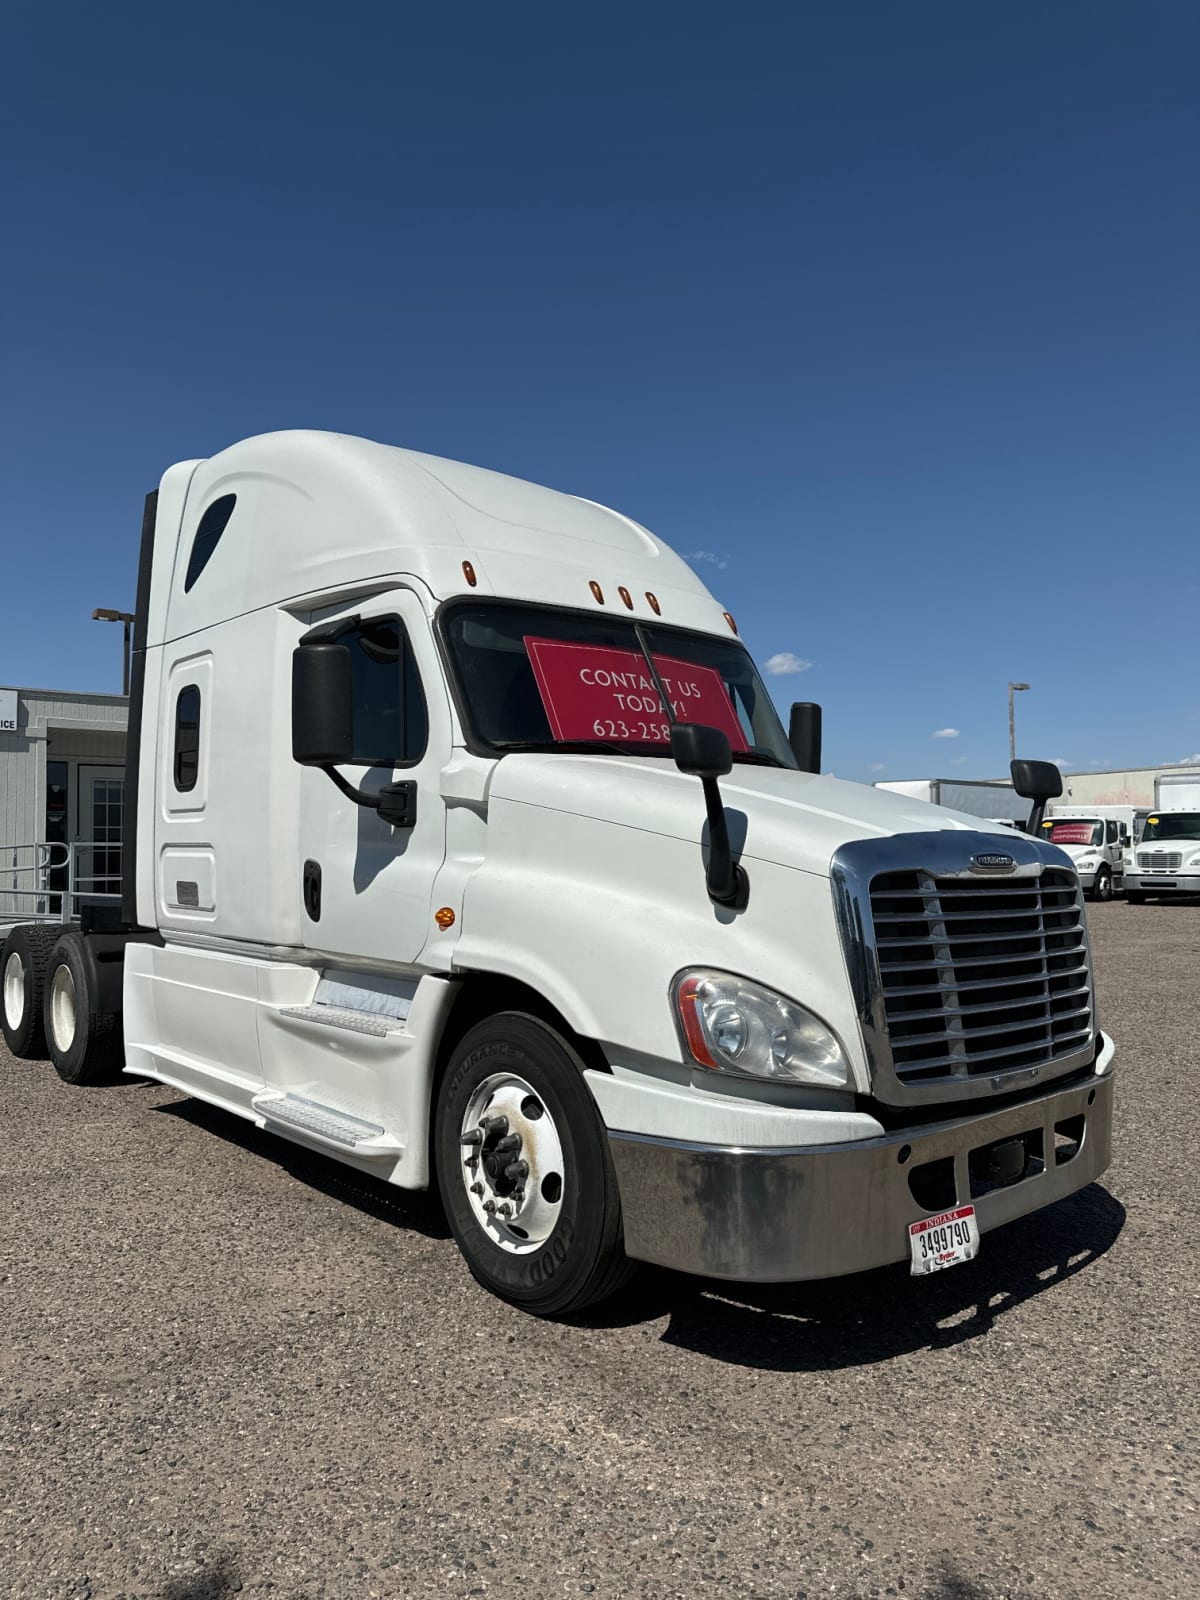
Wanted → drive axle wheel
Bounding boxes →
[436,1012,634,1317]
[1,924,60,1059]
[43,934,124,1086]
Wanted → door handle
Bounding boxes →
[303,859,322,922]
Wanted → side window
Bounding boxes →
[184,495,237,592]
[340,617,428,766]
[1106,821,1118,845]
[174,685,202,791]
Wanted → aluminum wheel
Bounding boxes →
[3,951,26,1031]
[458,1071,565,1254]
[48,962,78,1054]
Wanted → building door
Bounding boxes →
[77,765,125,907]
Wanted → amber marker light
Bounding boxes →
[675,975,718,1069]
[435,907,456,930]
[589,580,605,604]
[618,585,633,609]
[723,611,738,634]
[645,591,661,615]
[462,560,478,587]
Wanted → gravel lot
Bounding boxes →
[2,901,1197,1600]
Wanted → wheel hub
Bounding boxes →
[3,951,25,1031]
[459,1074,565,1254]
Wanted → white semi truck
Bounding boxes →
[1123,774,1200,902]
[0,432,1115,1314]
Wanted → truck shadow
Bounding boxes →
[155,1097,452,1240]
[154,1099,1124,1371]
[596,1183,1127,1371]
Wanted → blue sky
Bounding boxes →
[3,2,1197,779]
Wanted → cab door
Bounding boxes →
[296,589,450,967]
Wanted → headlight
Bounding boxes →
[673,970,849,1088]
[1076,858,1098,871]
[1188,855,1200,869]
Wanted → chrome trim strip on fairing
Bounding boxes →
[830,831,1098,1109]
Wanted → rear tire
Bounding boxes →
[1090,867,1113,902]
[1,924,61,1059]
[435,1012,634,1317]
[43,934,124,1086]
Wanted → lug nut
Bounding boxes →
[494,1133,521,1155]
[461,1129,484,1147]
[483,1200,497,1214]
[481,1115,509,1135]
[505,1160,529,1184]
[469,1182,484,1196]
[498,1203,513,1218]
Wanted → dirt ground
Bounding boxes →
[1,899,1197,1599]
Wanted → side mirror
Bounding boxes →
[1010,759,1063,802]
[1010,758,1063,836]
[671,722,732,779]
[788,702,822,773]
[670,722,746,909]
[292,642,354,766]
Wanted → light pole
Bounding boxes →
[92,608,136,696]
[1008,681,1030,764]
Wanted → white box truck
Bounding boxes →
[874,778,1027,824]
[1124,776,1200,902]
[1037,805,1149,901]
[0,432,1115,1315]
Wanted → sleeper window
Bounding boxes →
[174,685,202,791]
[340,618,428,766]
[184,495,237,592]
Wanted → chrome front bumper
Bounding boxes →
[608,1045,1115,1283]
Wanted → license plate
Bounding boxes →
[909,1205,979,1275]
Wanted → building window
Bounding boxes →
[184,495,236,592]
[174,685,202,790]
[339,617,428,766]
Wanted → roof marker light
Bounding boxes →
[723,611,738,634]
[618,586,633,609]
[462,560,478,587]
[589,580,605,604]
[645,591,661,615]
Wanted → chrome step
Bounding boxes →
[251,1092,400,1153]
[278,1004,402,1037]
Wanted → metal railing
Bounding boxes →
[1,840,122,922]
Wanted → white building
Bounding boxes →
[0,685,128,921]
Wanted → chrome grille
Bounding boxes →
[868,866,1091,1087]
[1138,850,1181,871]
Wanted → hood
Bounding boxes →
[488,754,1022,879]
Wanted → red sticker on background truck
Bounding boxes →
[523,638,749,751]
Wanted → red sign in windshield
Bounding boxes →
[1046,822,1096,846]
[524,637,749,751]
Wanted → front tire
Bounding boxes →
[1090,867,1113,902]
[43,934,124,1085]
[1,924,61,1059]
[435,1012,633,1317]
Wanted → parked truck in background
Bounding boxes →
[873,777,1027,824]
[1123,775,1200,902]
[1038,805,1149,902]
[0,432,1116,1314]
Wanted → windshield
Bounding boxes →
[1042,820,1102,848]
[441,601,796,765]
[1141,812,1200,841]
